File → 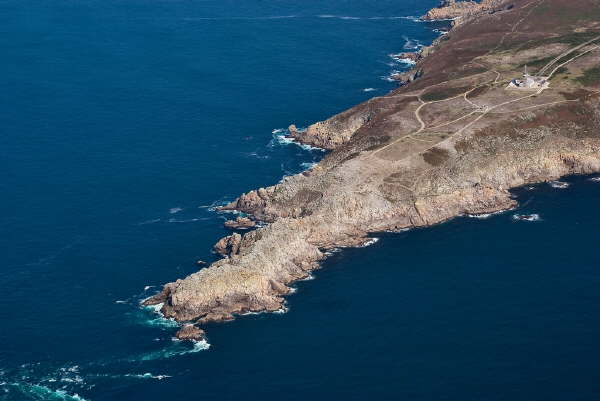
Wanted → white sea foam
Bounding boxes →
[466,210,506,219]
[396,57,416,66]
[549,181,570,189]
[402,36,423,50]
[167,217,210,223]
[199,198,232,211]
[138,218,161,225]
[512,213,541,222]
[589,176,600,182]
[115,300,127,304]
[169,207,183,214]
[144,285,154,291]
[362,87,377,92]
[5,383,88,401]
[397,15,423,22]
[324,247,341,256]
[318,14,360,20]
[359,238,380,247]
[271,128,325,152]
[142,302,179,328]
[125,373,172,380]
[300,274,315,281]
[244,151,270,160]
[273,306,289,314]
[381,71,401,82]
[385,227,411,233]
[145,302,163,312]
[300,162,317,170]
[139,339,210,361]
[389,53,417,66]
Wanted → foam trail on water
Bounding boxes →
[362,87,377,92]
[124,373,172,380]
[138,340,211,361]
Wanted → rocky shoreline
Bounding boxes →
[144,0,600,340]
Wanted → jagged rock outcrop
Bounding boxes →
[213,233,242,257]
[390,52,421,63]
[392,68,424,84]
[175,324,205,341]
[224,216,256,230]
[422,0,509,21]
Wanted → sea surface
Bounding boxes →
[1,0,600,400]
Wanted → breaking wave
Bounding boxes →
[139,302,179,328]
[381,70,401,82]
[270,128,325,152]
[389,53,417,66]
[512,213,541,222]
[300,162,317,170]
[466,210,508,219]
[402,36,423,50]
[359,238,380,247]
[169,207,183,214]
[549,181,570,189]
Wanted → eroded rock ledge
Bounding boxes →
[144,0,600,336]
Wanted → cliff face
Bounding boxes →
[146,0,600,335]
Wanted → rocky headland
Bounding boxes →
[422,0,512,22]
[146,0,600,340]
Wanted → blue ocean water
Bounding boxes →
[1,0,600,400]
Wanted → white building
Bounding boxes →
[507,66,549,89]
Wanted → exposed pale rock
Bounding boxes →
[224,216,256,230]
[175,325,205,341]
[422,0,508,21]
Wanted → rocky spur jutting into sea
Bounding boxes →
[2,0,600,400]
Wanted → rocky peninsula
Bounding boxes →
[145,0,600,339]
